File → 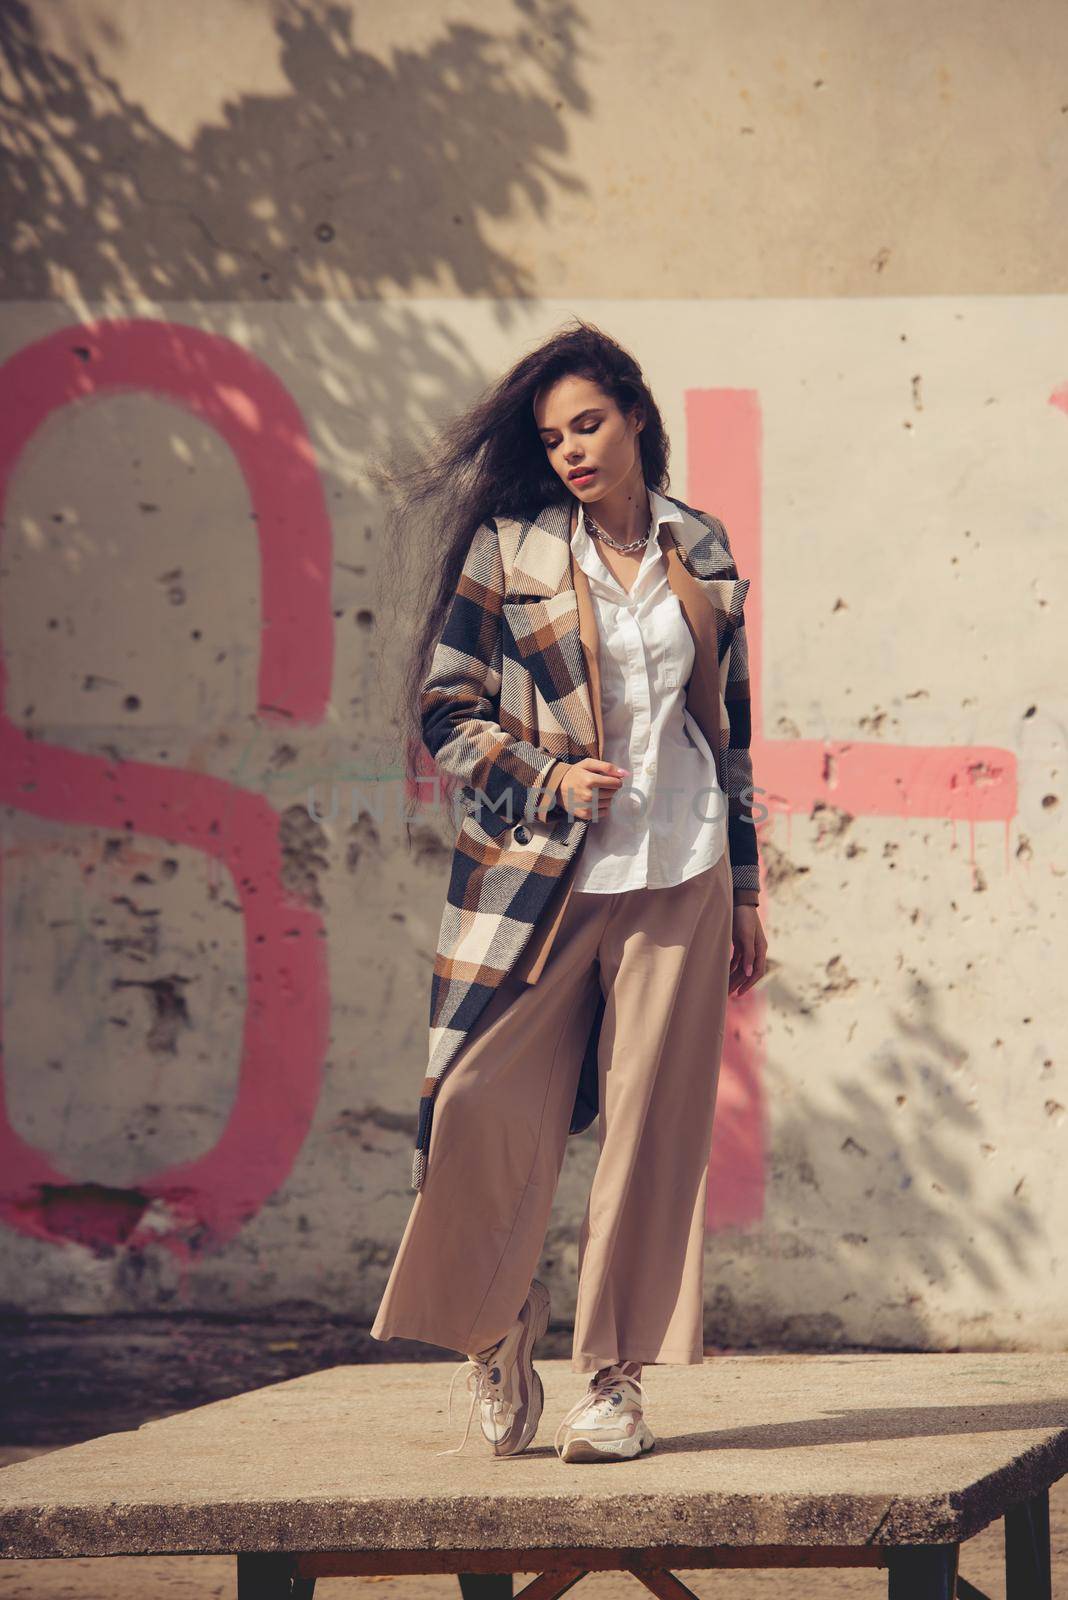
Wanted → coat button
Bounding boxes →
[512,823,532,844]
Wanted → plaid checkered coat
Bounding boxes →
[411,488,759,1190]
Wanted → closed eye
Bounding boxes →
[544,424,600,449]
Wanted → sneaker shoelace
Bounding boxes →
[435,1347,509,1456]
[553,1368,647,1456]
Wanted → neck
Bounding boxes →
[580,470,649,542]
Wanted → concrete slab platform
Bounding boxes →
[1,1353,1066,1561]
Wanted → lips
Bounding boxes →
[569,468,597,483]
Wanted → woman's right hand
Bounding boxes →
[558,758,629,821]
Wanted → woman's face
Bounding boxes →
[534,374,643,502]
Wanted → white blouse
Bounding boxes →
[568,485,727,895]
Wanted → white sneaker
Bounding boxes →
[553,1365,656,1463]
[436,1279,551,1457]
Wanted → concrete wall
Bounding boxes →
[1,0,1065,1351]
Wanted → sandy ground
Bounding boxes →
[1,1440,1065,1600]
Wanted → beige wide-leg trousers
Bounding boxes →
[369,845,733,1375]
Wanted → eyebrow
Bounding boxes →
[536,406,604,437]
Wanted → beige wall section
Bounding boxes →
[1,1,1066,1351]
[5,0,1068,302]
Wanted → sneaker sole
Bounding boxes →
[558,1422,656,1464]
[505,1367,544,1456]
[491,1279,551,1457]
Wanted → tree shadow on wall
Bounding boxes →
[1,0,591,301]
[538,913,1046,1360]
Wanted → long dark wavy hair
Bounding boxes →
[369,317,672,833]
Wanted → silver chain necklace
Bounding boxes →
[583,503,652,553]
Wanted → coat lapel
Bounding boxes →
[570,501,605,761]
[502,490,748,789]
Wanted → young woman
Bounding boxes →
[369,319,767,1464]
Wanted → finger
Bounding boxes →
[730,939,754,991]
[737,951,763,995]
[585,760,630,775]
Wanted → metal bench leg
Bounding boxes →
[1005,1487,1051,1600]
[236,1552,315,1598]
[887,1543,959,1599]
[459,1574,514,1600]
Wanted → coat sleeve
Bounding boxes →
[690,511,761,908]
[419,520,572,827]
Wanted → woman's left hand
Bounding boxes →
[729,905,767,996]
